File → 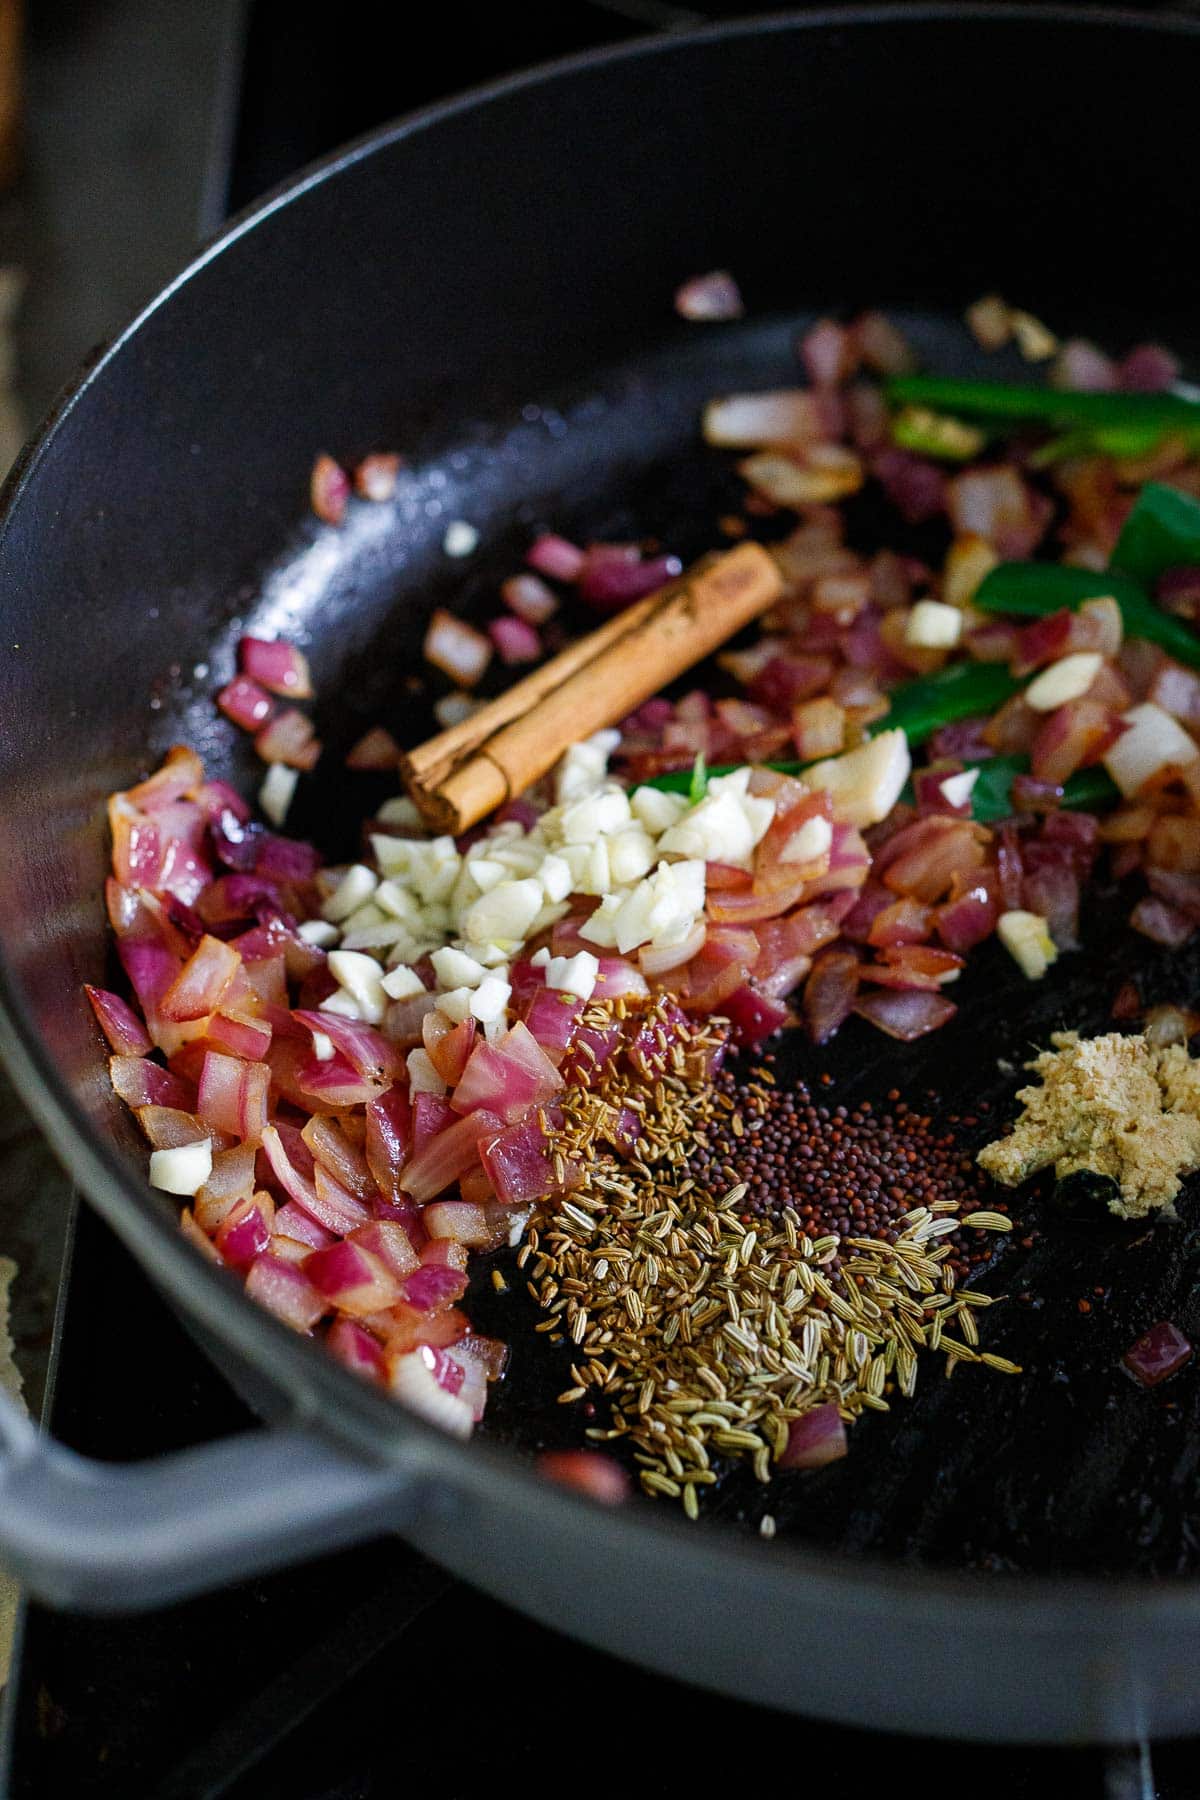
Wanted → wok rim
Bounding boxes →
[2,0,1200,1635]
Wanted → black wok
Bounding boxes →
[0,5,1199,1744]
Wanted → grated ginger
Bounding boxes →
[977,1031,1200,1219]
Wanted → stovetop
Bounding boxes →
[7,2,1200,1794]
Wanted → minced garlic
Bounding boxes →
[978,1030,1200,1219]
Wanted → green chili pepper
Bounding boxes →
[964,754,1118,824]
[1110,480,1200,587]
[885,375,1200,437]
[879,660,1021,745]
[688,751,708,806]
[974,544,1200,671]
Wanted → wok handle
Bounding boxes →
[0,1384,430,1612]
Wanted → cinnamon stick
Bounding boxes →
[402,540,783,835]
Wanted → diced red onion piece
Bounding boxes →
[853,988,956,1040]
[1118,343,1181,394]
[386,1348,473,1437]
[292,1011,405,1083]
[346,726,402,771]
[578,546,682,615]
[327,1317,384,1378]
[303,1239,401,1316]
[399,1109,504,1203]
[488,615,541,665]
[1051,339,1118,393]
[1123,1320,1192,1386]
[254,707,320,771]
[273,1202,333,1249]
[481,1116,554,1206]
[245,1252,326,1331]
[109,1055,194,1111]
[423,608,492,686]
[217,675,276,731]
[311,453,350,525]
[1130,895,1195,948]
[348,1219,421,1278]
[527,533,584,582]
[353,453,402,502]
[451,1022,563,1123]
[401,1263,469,1311]
[720,984,791,1048]
[365,1085,412,1202]
[501,573,559,625]
[85,993,153,1058]
[523,988,584,1064]
[239,637,314,700]
[674,270,744,321]
[779,1402,848,1470]
[802,950,860,1045]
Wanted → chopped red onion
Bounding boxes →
[451,1022,563,1123]
[1123,1320,1192,1386]
[399,1109,504,1204]
[778,1402,848,1470]
[578,546,682,615]
[401,1263,469,1312]
[488,614,542,665]
[481,1116,553,1206]
[304,1239,401,1316]
[310,453,351,525]
[538,1450,630,1503]
[245,1252,326,1332]
[673,270,744,322]
[217,675,276,732]
[1051,338,1117,393]
[1118,343,1181,394]
[853,988,956,1040]
[108,1055,195,1111]
[86,985,153,1056]
[526,533,584,582]
[353,452,402,502]
[501,573,559,625]
[346,726,402,771]
[423,608,492,686]
[215,1193,274,1270]
[239,636,314,701]
[1130,895,1195,949]
[254,707,320,771]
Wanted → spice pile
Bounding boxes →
[686,1067,1002,1284]
[526,999,1017,1513]
[979,1029,1200,1218]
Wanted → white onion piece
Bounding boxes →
[638,919,705,976]
[387,1351,473,1438]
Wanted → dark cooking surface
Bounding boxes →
[144,299,1200,1578]
[10,2,1200,1790]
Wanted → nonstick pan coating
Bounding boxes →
[189,305,1200,1579]
[1,7,1200,1739]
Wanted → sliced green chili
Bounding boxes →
[885,375,1200,437]
[1110,480,1200,586]
[974,552,1200,671]
[688,751,708,806]
[965,754,1118,824]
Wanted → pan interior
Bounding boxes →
[130,304,1200,1580]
